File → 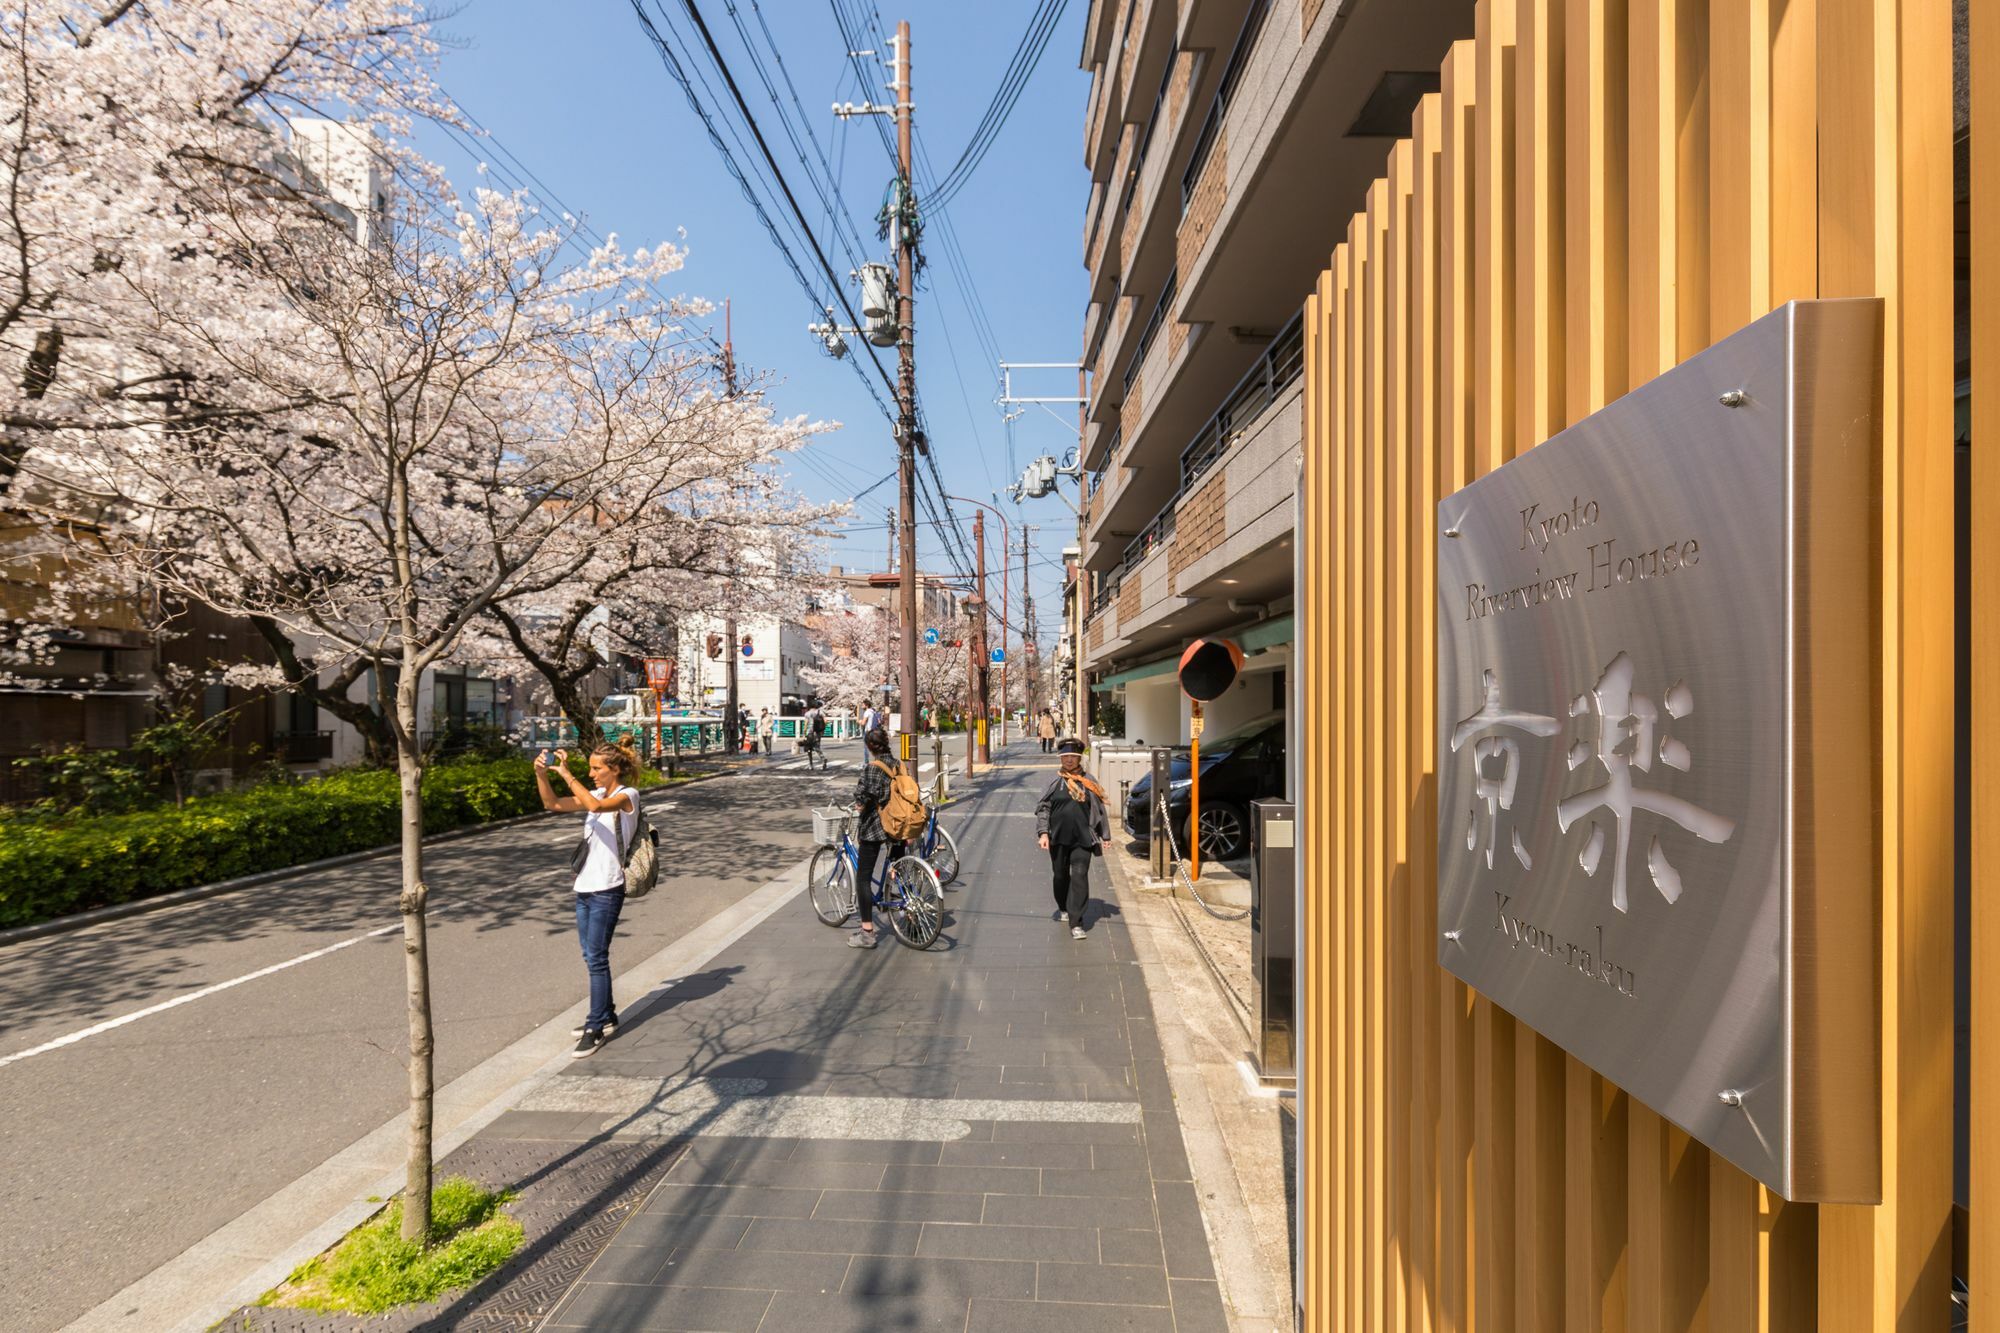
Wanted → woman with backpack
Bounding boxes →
[1036,737,1111,939]
[846,727,915,950]
[535,742,640,1057]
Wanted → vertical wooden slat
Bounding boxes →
[1362,175,1390,1333]
[1385,139,1417,1332]
[1436,42,1479,1333]
[1815,0,1955,1328]
[1336,231,1352,1328]
[1561,3,1630,1330]
[1470,2,1520,1325]
[1510,3,1566,1326]
[1623,5,1712,1328]
[1342,219,1365,1333]
[1972,0,2000,1315]
[1407,89,1445,1333]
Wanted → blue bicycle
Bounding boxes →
[914,775,960,886]
[808,808,945,948]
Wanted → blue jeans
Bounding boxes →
[574,888,625,1031]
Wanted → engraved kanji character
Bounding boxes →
[1449,668,1561,871]
[1556,651,1735,912]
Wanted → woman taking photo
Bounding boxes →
[535,743,641,1057]
[1036,738,1111,938]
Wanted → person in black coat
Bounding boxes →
[1035,738,1111,939]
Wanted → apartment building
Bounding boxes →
[1076,0,1472,745]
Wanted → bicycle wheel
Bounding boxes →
[924,821,960,886]
[808,846,854,926]
[885,856,945,948]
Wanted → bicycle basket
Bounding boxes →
[811,806,854,847]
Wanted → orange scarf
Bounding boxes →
[1061,771,1106,805]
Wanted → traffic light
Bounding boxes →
[705,633,723,659]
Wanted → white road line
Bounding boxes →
[0,920,405,1070]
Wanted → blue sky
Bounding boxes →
[418,0,1090,652]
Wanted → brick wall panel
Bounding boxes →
[1119,568,1142,624]
[1168,464,1229,592]
[1176,130,1228,283]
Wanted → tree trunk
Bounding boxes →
[250,615,396,766]
[491,605,603,750]
[395,676,435,1244]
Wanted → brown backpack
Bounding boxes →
[870,759,929,841]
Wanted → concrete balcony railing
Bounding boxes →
[1111,514,1185,649]
[1170,376,1303,599]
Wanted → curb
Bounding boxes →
[0,767,743,949]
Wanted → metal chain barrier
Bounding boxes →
[1158,796,1251,921]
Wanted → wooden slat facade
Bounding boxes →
[1297,0,1959,1328]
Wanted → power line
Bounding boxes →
[629,0,903,423]
[924,0,1070,211]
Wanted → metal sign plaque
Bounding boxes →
[1435,300,1882,1202]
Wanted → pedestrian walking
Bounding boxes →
[758,707,774,755]
[845,728,909,949]
[1036,737,1110,939]
[1038,709,1057,754]
[862,701,882,735]
[534,742,641,1057]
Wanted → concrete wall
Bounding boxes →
[1124,673,1182,748]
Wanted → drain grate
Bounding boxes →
[213,1136,685,1332]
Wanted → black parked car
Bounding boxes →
[1123,715,1286,862]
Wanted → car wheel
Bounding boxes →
[1188,802,1249,862]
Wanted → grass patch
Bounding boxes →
[260,1176,523,1314]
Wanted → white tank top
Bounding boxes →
[573,786,638,893]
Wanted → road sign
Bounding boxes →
[924,627,940,647]
[990,647,1006,664]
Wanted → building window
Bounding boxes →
[201,682,229,720]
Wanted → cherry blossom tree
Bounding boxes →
[35,153,828,1239]
[802,604,888,713]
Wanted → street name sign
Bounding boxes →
[1435,299,1882,1202]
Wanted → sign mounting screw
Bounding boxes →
[1442,929,1462,942]
[1718,389,1748,408]
[1718,1089,1744,1107]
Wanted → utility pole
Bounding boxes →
[891,20,920,740]
[970,510,990,765]
[722,299,740,752]
[1074,363,1088,743]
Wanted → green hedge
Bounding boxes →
[0,756,664,930]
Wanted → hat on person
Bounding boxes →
[1056,738,1086,755]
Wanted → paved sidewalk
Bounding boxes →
[220,740,1230,1332]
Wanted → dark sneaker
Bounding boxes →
[570,1030,608,1059]
[847,929,878,949]
[570,1021,618,1040]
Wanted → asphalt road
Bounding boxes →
[0,743,910,1332]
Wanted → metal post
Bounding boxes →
[1189,699,1204,881]
[933,733,946,802]
[1150,747,1171,879]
